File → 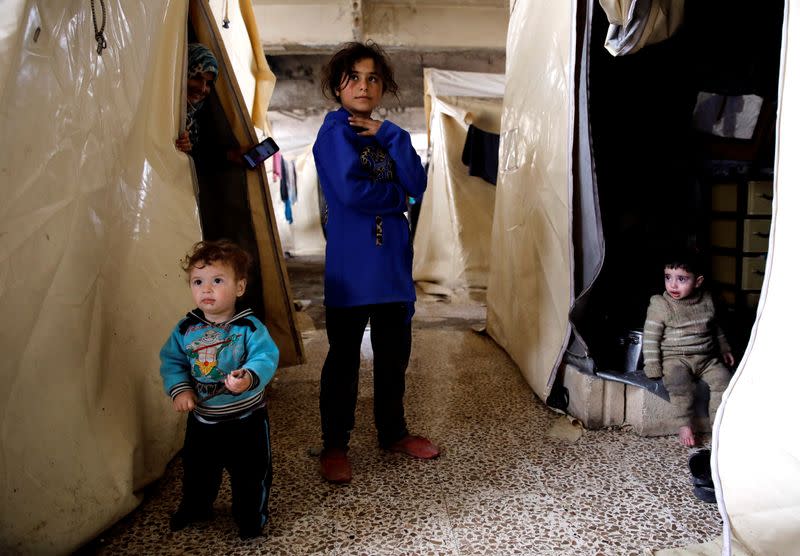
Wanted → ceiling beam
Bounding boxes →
[252,0,509,53]
[353,0,364,41]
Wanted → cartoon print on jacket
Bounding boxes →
[186,328,242,381]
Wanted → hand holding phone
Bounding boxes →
[242,137,280,169]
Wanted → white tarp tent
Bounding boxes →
[413,68,505,291]
[0,1,301,553]
[487,0,574,398]
[491,0,799,554]
[712,1,800,553]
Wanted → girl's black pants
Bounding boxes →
[320,303,412,450]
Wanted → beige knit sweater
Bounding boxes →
[642,290,731,378]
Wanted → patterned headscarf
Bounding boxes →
[185,43,218,148]
[187,43,218,83]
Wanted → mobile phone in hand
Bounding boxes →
[242,137,280,169]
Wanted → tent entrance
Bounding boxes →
[188,50,268,320]
[187,1,303,366]
[573,0,784,384]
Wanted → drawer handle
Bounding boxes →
[753,232,770,238]
[759,193,774,201]
[754,269,765,276]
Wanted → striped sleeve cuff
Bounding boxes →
[168,382,194,400]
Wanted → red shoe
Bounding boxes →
[387,435,440,459]
[320,448,352,483]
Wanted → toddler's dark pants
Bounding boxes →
[179,407,272,532]
[320,303,412,450]
[661,354,731,428]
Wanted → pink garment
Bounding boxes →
[272,151,283,179]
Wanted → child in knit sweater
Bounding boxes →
[642,253,735,447]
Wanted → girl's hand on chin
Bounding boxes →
[348,115,383,136]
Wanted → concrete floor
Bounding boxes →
[81,256,722,555]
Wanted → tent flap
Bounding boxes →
[486,0,575,400]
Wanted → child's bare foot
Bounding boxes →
[678,425,696,447]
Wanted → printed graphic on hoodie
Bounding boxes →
[186,328,243,381]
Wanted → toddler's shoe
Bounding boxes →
[387,435,440,459]
[320,447,352,483]
[169,506,213,531]
[238,525,264,540]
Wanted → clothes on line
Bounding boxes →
[461,124,500,185]
[273,151,283,180]
[279,156,297,224]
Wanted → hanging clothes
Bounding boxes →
[279,155,289,202]
[279,159,297,224]
[272,151,283,181]
[599,0,685,56]
[461,124,500,185]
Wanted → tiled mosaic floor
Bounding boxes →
[81,257,722,555]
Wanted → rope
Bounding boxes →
[91,0,107,55]
[222,0,230,28]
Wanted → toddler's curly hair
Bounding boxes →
[181,239,252,281]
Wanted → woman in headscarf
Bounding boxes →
[175,43,219,153]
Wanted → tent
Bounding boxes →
[412,68,505,291]
[713,1,800,549]
[487,0,575,398]
[489,0,798,553]
[0,0,302,552]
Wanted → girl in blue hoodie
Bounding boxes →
[312,42,439,483]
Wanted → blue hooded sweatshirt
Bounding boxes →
[159,308,279,423]
[313,108,427,307]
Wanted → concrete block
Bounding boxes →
[561,364,713,437]
[562,364,625,429]
[626,382,712,437]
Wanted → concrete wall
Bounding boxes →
[253,0,509,50]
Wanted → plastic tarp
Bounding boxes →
[0,0,27,90]
[568,0,605,362]
[413,68,505,290]
[713,1,800,554]
[208,0,275,138]
[486,1,575,399]
[0,1,300,553]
